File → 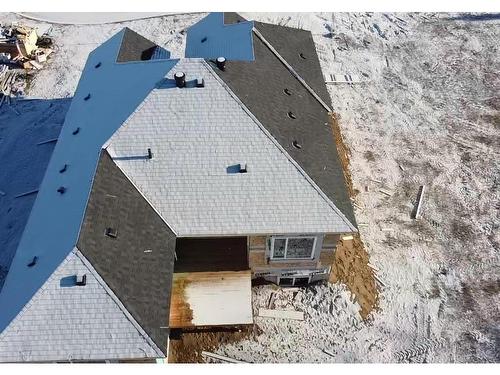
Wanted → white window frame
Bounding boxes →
[270,236,317,261]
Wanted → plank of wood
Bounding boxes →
[259,308,304,321]
[379,189,393,196]
[342,235,354,241]
[414,185,426,219]
[201,351,247,364]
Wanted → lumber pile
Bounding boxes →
[0,23,54,105]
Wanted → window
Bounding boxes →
[270,236,316,260]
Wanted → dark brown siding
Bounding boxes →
[174,237,248,273]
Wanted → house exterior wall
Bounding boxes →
[248,233,342,285]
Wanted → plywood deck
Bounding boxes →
[169,270,253,328]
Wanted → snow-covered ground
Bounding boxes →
[0,11,498,363]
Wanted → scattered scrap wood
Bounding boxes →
[201,351,248,364]
[358,223,369,227]
[370,178,382,183]
[381,227,394,232]
[325,73,369,84]
[379,189,393,197]
[342,235,354,241]
[258,308,304,321]
[321,348,336,357]
[413,185,426,219]
[373,274,386,288]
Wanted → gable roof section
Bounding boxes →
[117,27,170,62]
[185,12,254,61]
[0,99,69,291]
[77,150,176,355]
[0,28,178,334]
[106,59,355,236]
[0,249,163,363]
[211,25,357,228]
[223,12,247,25]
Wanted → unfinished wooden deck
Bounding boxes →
[169,270,253,328]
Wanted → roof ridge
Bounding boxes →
[73,248,164,357]
[100,148,180,237]
[252,27,332,113]
[202,59,357,232]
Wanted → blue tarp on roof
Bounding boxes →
[186,12,254,61]
[0,29,178,333]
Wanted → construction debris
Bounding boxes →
[0,22,54,105]
[201,351,248,364]
[0,65,25,106]
[258,308,304,321]
[379,188,393,197]
[325,73,369,84]
[413,185,426,219]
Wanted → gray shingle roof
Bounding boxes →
[0,249,163,363]
[77,150,176,356]
[211,22,357,227]
[106,59,355,236]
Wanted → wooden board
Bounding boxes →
[258,308,304,321]
[169,270,253,328]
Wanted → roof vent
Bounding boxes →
[75,274,87,286]
[216,57,226,71]
[72,127,80,135]
[292,140,302,149]
[59,164,68,173]
[27,256,38,267]
[84,94,91,101]
[174,72,186,88]
[283,88,292,96]
[147,148,153,159]
[196,78,205,88]
[57,186,66,194]
[299,52,307,60]
[287,111,297,119]
[95,62,102,68]
[201,36,207,43]
[238,163,248,173]
[105,227,117,238]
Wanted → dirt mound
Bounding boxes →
[329,235,379,320]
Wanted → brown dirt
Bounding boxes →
[329,235,379,320]
[329,112,379,320]
[330,112,356,198]
[168,325,258,363]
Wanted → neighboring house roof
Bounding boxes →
[77,150,176,355]
[209,16,357,227]
[0,249,163,362]
[0,29,177,336]
[0,99,69,291]
[106,59,354,236]
[185,12,254,61]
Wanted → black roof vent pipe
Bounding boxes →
[216,57,226,71]
[174,72,186,88]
